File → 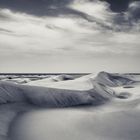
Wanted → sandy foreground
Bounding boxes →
[0,72,140,140]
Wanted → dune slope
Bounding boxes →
[0,72,140,140]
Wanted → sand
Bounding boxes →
[0,72,140,140]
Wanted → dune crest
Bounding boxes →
[0,72,136,107]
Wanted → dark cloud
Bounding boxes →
[102,0,131,12]
[0,0,110,25]
[0,0,139,16]
[100,0,139,12]
[110,1,140,31]
[99,0,140,29]
[0,0,140,31]
[0,0,74,16]
[0,0,138,16]
[128,1,140,21]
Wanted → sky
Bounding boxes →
[0,0,140,73]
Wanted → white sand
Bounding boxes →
[0,72,140,140]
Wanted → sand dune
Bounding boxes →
[0,78,115,107]
[95,71,136,87]
[0,72,140,140]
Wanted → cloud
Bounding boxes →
[0,0,140,72]
[0,0,99,20]
[70,0,111,20]
[127,1,140,21]
[0,0,136,16]
[0,0,140,55]
[101,0,131,12]
[0,27,13,33]
[0,0,73,16]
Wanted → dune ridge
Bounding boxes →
[0,72,136,107]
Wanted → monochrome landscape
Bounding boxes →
[0,0,140,140]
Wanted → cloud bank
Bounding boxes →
[0,0,140,72]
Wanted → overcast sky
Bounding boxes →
[0,0,140,73]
